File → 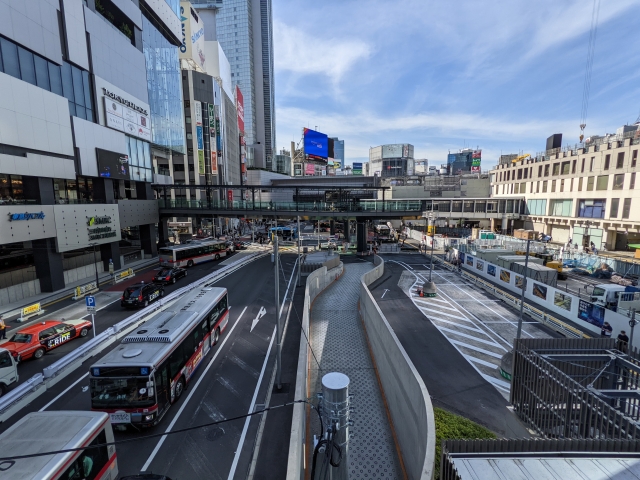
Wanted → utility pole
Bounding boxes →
[274,235,282,389]
[297,215,302,287]
[90,243,100,291]
[515,239,531,341]
[629,308,637,352]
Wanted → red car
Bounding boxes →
[2,319,93,362]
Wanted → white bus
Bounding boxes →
[0,411,117,480]
[89,286,229,428]
[158,239,227,267]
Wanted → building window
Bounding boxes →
[530,182,534,193]
[604,154,610,170]
[572,159,577,174]
[578,199,606,219]
[610,198,620,218]
[616,152,625,169]
[613,174,625,190]
[499,172,502,181]
[550,199,572,217]
[560,179,565,192]
[632,150,638,168]
[520,182,526,192]
[542,180,548,192]
[523,168,528,179]
[552,163,559,175]
[587,176,594,191]
[538,165,542,177]
[526,199,547,216]
[631,173,636,190]
[544,164,549,176]
[622,198,632,219]
[514,183,519,194]
[517,169,522,180]
[581,158,585,173]
[0,174,24,202]
[0,37,93,120]
[551,180,556,192]
[590,157,594,172]
[596,175,609,190]
[561,161,570,175]
[570,178,574,191]
[536,181,540,193]
[507,171,510,181]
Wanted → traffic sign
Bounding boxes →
[86,296,96,314]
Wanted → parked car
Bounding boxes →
[153,267,187,285]
[0,348,18,396]
[121,283,164,308]
[2,320,93,362]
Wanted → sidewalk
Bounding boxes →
[309,261,402,478]
[0,256,159,320]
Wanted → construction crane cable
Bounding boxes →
[580,0,601,141]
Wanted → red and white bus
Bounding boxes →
[89,287,229,428]
[0,410,118,479]
[158,239,227,267]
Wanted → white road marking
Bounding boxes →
[463,355,500,369]
[250,306,267,332]
[227,324,277,480]
[416,307,472,322]
[141,306,247,472]
[437,327,507,350]
[428,317,484,333]
[449,340,504,359]
[39,372,89,412]
[381,289,389,299]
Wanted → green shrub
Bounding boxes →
[434,407,496,479]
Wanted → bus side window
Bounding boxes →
[155,361,170,410]
[201,319,210,337]
[209,304,220,327]
[62,430,109,480]
[219,295,228,313]
[168,345,184,381]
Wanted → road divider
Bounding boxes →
[72,281,99,301]
[0,251,268,423]
[113,267,135,283]
[18,302,44,323]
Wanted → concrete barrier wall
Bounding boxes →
[287,262,343,480]
[360,256,436,480]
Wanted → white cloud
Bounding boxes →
[274,20,371,87]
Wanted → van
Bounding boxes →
[0,347,19,396]
[591,284,640,310]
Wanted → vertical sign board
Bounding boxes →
[236,86,245,134]
[352,162,363,175]
[227,190,233,202]
[472,150,482,173]
[194,101,205,175]
[208,103,217,175]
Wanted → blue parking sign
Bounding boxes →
[86,296,96,308]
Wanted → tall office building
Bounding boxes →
[192,0,276,169]
[0,0,166,304]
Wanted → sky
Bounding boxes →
[272,0,640,171]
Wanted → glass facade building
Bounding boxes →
[142,16,185,154]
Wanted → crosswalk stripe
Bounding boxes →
[463,354,499,369]
[437,327,507,350]
[449,339,504,359]
[428,317,484,333]
[418,308,471,322]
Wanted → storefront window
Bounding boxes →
[0,174,25,203]
[127,136,153,182]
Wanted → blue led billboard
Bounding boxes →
[304,128,328,159]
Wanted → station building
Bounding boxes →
[0,0,185,304]
[490,126,640,250]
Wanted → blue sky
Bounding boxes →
[272,0,640,170]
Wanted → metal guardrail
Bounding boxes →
[0,252,268,421]
[432,256,588,339]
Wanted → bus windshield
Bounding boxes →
[158,248,173,256]
[90,377,155,408]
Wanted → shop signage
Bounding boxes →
[104,91,151,142]
[8,211,46,221]
[102,88,148,115]
[86,215,116,241]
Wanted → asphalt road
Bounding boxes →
[369,253,534,437]
[0,252,300,480]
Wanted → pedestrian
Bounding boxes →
[0,315,6,340]
[601,321,612,338]
[618,330,630,353]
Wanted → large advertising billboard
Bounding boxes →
[236,86,245,134]
[353,162,363,175]
[303,128,328,160]
[96,149,130,180]
[179,2,206,72]
[472,150,481,173]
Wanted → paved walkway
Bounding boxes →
[309,262,402,479]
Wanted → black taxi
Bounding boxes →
[121,282,164,308]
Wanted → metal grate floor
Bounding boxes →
[309,264,402,479]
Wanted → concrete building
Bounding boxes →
[490,126,640,249]
[369,144,415,177]
[191,0,276,170]
[0,0,167,304]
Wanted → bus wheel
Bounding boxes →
[175,377,185,400]
[187,260,194,267]
[215,254,220,260]
[213,328,220,346]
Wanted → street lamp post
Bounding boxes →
[90,243,100,291]
[423,213,437,297]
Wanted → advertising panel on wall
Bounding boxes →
[352,162,363,175]
[103,92,151,142]
[303,128,328,160]
[578,300,605,327]
[472,150,482,173]
[305,163,315,175]
[179,2,206,72]
[54,204,122,252]
[96,149,130,180]
[236,86,244,134]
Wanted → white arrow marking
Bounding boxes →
[250,306,267,332]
